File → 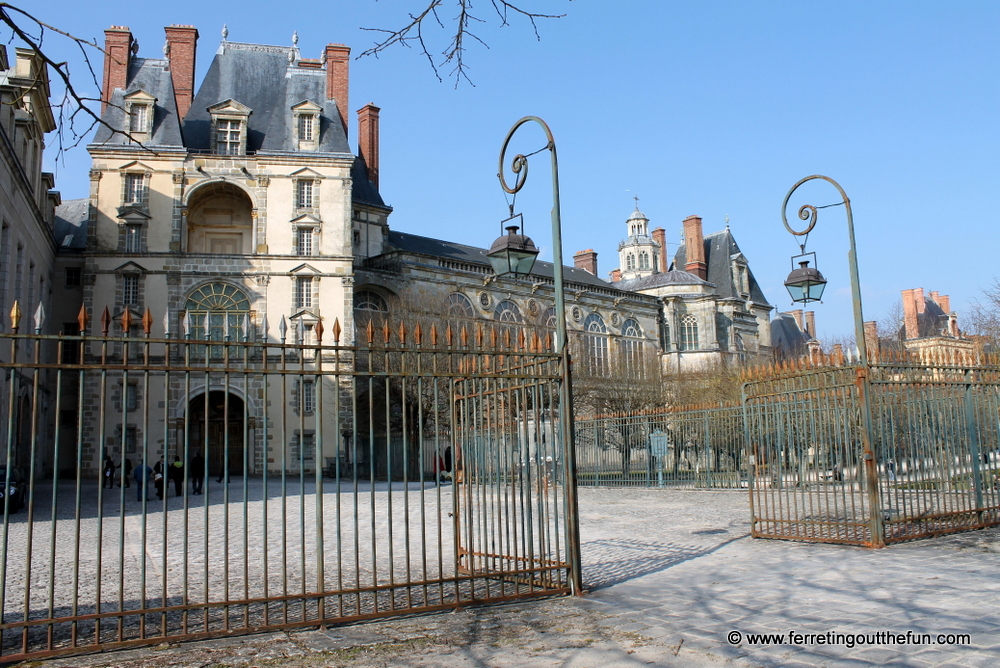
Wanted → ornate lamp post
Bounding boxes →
[492,116,582,592]
[781,175,883,547]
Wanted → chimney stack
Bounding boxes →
[805,311,816,339]
[651,227,667,273]
[357,103,380,189]
[914,287,926,314]
[902,288,919,340]
[573,249,598,276]
[682,215,707,280]
[938,294,950,313]
[863,321,880,362]
[610,268,622,282]
[102,26,133,113]
[324,44,351,135]
[164,25,199,120]
[791,309,804,332]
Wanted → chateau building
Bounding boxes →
[610,209,773,371]
[52,24,775,477]
[0,46,60,473]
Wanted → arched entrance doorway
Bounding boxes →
[185,181,253,254]
[187,391,245,477]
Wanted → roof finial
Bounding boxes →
[222,24,229,41]
[163,40,170,58]
[634,194,640,210]
[293,31,299,47]
[725,214,730,229]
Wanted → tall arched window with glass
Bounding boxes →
[447,293,475,320]
[679,314,699,351]
[620,318,643,376]
[185,283,252,357]
[626,254,635,271]
[584,313,609,376]
[493,300,523,346]
[354,289,388,334]
[639,252,649,270]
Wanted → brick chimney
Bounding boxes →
[929,290,939,306]
[357,103,380,189]
[864,321,880,362]
[805,311,816,339]
[164,25,199,120]
[651,227,667,273]
[914,288,926,314]
[938,294,950,313]
[102,26,133,114]
[324,44,350,135]
[902,288,918,340]
[573,249,598,276]
[610,268,622,282]
[682,215,707,280]
[791,309,804,332]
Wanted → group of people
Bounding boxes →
[102,452,208,502]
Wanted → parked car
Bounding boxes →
[0,466,24,512]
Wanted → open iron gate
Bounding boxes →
[743,357,1000,546]
[0,310,577,662]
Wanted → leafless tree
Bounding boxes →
[968,279,1000,348]
[360,0,571,86]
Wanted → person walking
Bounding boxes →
[102,455,116,489]
[153,457,165,500]
[134,460,152,502]
[169,456,185,497]
[122,457,132,488]
[190,451,205,495]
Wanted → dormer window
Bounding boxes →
[123,90,156,141]
[207,99,252,156]
[291,101,322,151]
[297,114,314,142]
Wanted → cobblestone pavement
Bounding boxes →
[26,488,1000,668]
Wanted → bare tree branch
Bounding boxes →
[360,0,570,87]
[0,3,140,161]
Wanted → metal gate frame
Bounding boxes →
[0,307,579,662]
[743,355,1000,546]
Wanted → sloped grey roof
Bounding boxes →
[385,230,618,291]
[771,311,811,357]
[614,269,710,292]
[352,156,387,209]
[93,58,183,146]
[181,42,349,154]
[672,228,771,306]
[53,198,89,250]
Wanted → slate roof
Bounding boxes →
[93,40,384,207]
[53,198,89,250]
[181,42,349,154]
[614,269,709,292]
[384,230,622,291]
[770,311,811,357]
[93,58,183,146]
[671,228,771,306]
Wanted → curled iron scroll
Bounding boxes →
[781,174,851,237]
[498,116,555,195]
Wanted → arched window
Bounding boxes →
[354,289,389,332]
[493,300,523,323]
[659,320,670,350]
[542,307,557,328]
[447,293,475,319]
[620,317,643,375]
[679,314,699,351]
[639,252,649,270]
[584,313,608,375]
[185,283,252,346]
[626,254,635,271]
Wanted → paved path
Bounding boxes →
[30,488,1000,667]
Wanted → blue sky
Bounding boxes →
[30,1,1000,342]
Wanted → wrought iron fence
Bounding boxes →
[0,307,576,662]
[575,406,745,489]
[743,354,1000,546]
